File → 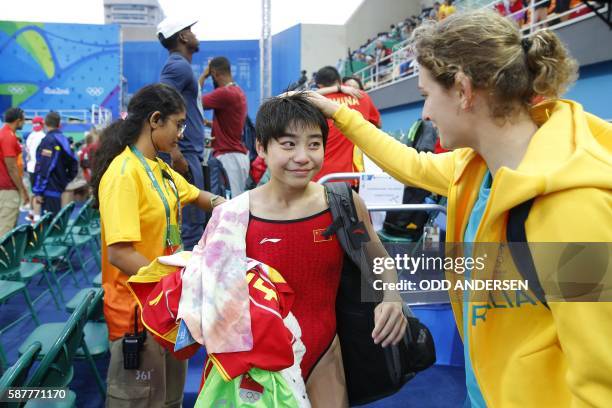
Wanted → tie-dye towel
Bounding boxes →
[178,191,254,353]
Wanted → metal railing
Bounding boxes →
[23,104,113,127]
[350,0,607,92]
[317,172,448,215]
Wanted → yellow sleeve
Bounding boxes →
[548,302,612,405]
[99,168,141,245]
[167,166,200,205]
[352,146,364,173]
[332,104,455,196]
[530,189,612,405]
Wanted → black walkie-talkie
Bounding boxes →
[122,306,147,370]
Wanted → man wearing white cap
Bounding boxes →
[157,16,207,252]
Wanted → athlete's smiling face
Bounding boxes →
[257,122,325,189]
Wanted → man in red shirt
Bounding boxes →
[200,56,249,197]
[312,66,381,182]
[0,107,28,236]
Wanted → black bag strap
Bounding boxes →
[324,182,418,313]
[506,198,549,308]
[323,182,368,265]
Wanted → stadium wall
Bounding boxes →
[300,24,346,79]
[378,60,612,135]
[122,39,261,120]
[0,21,121,118]
[272,24,301,96]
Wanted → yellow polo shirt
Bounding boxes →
[99,146,200,340]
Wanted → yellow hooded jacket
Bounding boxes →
[332,99,612,407]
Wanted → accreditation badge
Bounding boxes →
[164,224,183,255]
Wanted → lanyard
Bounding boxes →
[129,145,181,249]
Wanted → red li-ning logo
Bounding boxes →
[313,228,332,243]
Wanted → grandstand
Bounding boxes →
[1,0,611,407]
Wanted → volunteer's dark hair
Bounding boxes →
[209,56,231,75]
[91,83,186,206]
[44,111,61,128]
[255,92,329,151]
[315,66,342,87]
[4,107,24,123]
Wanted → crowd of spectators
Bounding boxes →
[343,1,456,76]
[495,0,592,27]
[339,0,593,90]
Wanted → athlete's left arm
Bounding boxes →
[352,190,407,348]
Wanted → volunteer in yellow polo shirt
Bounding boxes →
[92,84,223,407]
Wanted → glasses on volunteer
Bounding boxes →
[167,117,187,136]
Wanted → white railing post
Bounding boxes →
[530,0,536,33]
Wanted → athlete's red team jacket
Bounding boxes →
[127,259,298,386]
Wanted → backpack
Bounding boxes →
[206,156,231,198]
[323,182,436,405]
[242,115,257,163]
[383,119,439,239]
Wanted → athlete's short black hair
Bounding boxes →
[255,92,329,152]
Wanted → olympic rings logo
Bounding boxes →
[86,87,104,97]
[8,86,25,94]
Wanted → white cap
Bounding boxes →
[157,16,198,40]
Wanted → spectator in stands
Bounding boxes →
[533,0,551,25]
[306,9,612,407]
[554,0,572,22]
[287,69,309,91]
[0,107,28,236]
[199,56,249,197]
[430,2,441,20]
[91,84,222,408]
[438,0,456,20]
[32,112,78,216]
[400,20,415,40]
[389,24,401,40]
[374,40,391,66]
[312,66,381,182]
[157,16,207,251]
[343,76,365,91]
[298,69,308,88]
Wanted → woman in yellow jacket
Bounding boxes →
[305,10,612,408]
[92,84,223,407]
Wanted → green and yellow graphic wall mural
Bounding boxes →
[0,21,120,117]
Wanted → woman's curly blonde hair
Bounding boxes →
[412,10,578,119]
